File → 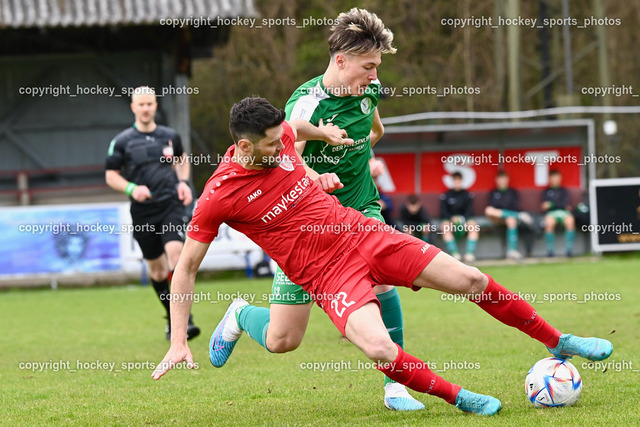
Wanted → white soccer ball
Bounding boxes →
[525,357,582,408]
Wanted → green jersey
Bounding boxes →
[284,75,380,211]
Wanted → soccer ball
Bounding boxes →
[525,357,582,408]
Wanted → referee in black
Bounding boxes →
[105,86,200,340]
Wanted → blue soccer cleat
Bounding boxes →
[454,388,502,416]
[209,299,249,368]
[547,333,613,361]
[384,383,426,411]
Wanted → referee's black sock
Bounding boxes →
[151,278,171,318]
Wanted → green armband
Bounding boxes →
[124,182,137,196]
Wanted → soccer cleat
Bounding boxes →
[452,252,462,261]
[454,388,502,416]
[547,333,613,361]
[165,315,201,341]
[187,315,201,340]
[209,299,249,367]
[384,382,425,411]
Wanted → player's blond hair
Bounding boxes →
[328,8,396,56]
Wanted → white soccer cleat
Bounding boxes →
[384,382,426,411]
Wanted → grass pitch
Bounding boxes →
[2,257,639,426]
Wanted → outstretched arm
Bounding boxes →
[294,140,343,194]
[151,237,210,380]
[289,119,354,147]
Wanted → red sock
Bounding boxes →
[473,274,561,348]
[377,344,462,404]
[167,270,174,284]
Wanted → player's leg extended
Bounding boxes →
[373,284,424,411]
[209,266,312,367]
[344,302,501,416]
[365,204,424,410]
[412,252,613,361]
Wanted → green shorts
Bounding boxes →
[547,209,570,224]
[450,217,468,239]
[269,201,384,305]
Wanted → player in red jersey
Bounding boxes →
[152,97,613,416]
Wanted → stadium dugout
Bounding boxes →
[0,0,256,206]
[374,119,594,259]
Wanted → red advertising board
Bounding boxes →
[376,146,582,194]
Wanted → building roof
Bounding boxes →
[0,0,257,28]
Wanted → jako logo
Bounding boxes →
[247,189,262,203]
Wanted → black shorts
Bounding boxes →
[130,199,187,260]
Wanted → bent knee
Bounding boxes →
[362,336,397,363]
[462,266,487,295]
[267,334,303,354]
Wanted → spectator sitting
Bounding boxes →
[541,169,575,257]
[400,194,432,242]
[440,172,479,262]
[485,171,533,260]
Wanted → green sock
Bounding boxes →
[500,209,518,219]
[566,230,575,253]
[377,288,404,386]
[506,227,518,251]
[466,238,478,255]
[445,238,459,255]
[545,232,555,252]
[237,305,271,352]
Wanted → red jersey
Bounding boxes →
[188,121,370,287]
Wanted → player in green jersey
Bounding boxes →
[207,8,424,411]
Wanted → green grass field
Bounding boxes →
[2,257,639,426]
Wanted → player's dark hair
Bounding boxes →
[496,170,509,178]
[549,169,561,176]
[407,194,420,205]
[328,8,396,57]
[229,97,286,144]
[452,171,463,180]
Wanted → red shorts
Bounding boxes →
[308,221,441,335]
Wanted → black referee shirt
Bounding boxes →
[105,124,184,207]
